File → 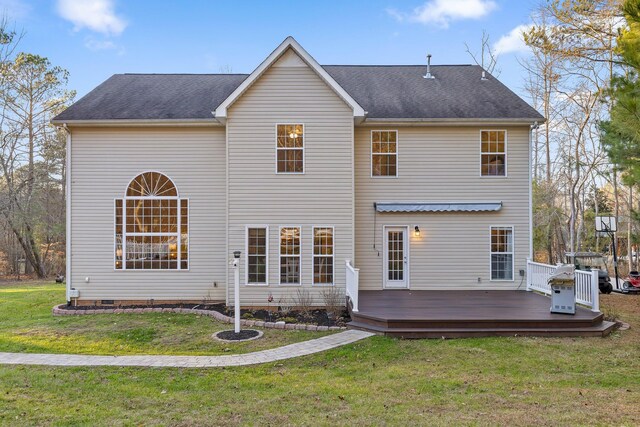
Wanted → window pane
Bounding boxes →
[481,154,505,176]
[126,172,177,197]
[372,131,398,176]
[280,257,300,284]
[125,235,179,270]
[248,228,267,284]
[314,257,334,285]
[313,227,334,285]
[280,227,300,255]
[280,227,300,284]
[490,227,513,280]
[276,125,304,173]
[118,174,187,271]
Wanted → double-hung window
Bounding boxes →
[276,124,304,173]
[490,226,514,280]
[371,130,397,177]
[481,130,507,176]
[115,172,189,270]
[246,227,268,285]
[280,227,301,285]
[313,227,334,285]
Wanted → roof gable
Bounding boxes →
[213,37,366,124]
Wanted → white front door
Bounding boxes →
[384,226,409,289]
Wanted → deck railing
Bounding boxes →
[575,269,600,312]
[526,259,600,312]
[345,260,360,312]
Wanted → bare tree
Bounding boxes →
[465,30,500,76]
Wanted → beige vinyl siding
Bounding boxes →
[227,49,354,306]
[354,126,530,290]
[70,127,226,301]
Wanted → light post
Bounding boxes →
[233,250,241,333]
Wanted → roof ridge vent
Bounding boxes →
[423,54,435,79]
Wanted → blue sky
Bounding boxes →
[3,0,538,101]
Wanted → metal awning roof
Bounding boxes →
[375,202,503,213]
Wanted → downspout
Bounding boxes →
[225,118,230,306]
[529,122,539,261]
[63,124,72,304]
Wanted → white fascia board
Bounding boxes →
[51,119,222,127]
[358,118,545,127]
[213,36,366,123]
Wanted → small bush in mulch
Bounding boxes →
[63,302,350,327]
[233,308,350,327]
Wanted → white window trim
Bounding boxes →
[489,225,515,282]
[312,226,335,287]
[370,130,399,178]
[278,225,302,286]
[480,129,508,178]
[114,171,189,271]
[275,123,305,175]
[245,225,269,286]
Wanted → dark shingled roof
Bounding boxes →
[54,74,249,121]
[324,65,542,120]
[54,65,542,122]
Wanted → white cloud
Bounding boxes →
[56,0,126,35]
[84,37,116,51]
[388,0,497,28]
[494,24,533,55]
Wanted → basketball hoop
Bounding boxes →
[595,215,617,233]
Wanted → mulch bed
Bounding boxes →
[62,303,350,327]
[215,329,261,341]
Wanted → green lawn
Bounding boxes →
[0,282,332,356]
[1,282,639,426]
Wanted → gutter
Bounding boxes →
[50,118,223,127]
[359,117,546,126]
[529,121,539,260]
[61,124,72,303]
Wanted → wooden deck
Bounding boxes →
[348,290,616,338]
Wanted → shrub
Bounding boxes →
[321,286,345,320]
[293,288,313,317]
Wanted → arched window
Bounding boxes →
[115,172,188,270]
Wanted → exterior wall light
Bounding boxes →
[414,226,420,237]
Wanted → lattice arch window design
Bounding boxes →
[115,172,189,270]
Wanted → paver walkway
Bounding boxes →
[0,330,373,368]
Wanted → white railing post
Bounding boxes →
[345,260,359,312]
[590,269,600,312]
[526,258,532,291]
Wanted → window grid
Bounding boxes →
[247,227,268,285]
[115,172,188,270]
[313,227,334,285]
[481,130,506,176]
[387,230,404,281]
[490,226,514,280]
[280,227,301,285]
[371,130,398,177]
[276,124,304,173]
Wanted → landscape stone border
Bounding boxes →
[52,304,346,332]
